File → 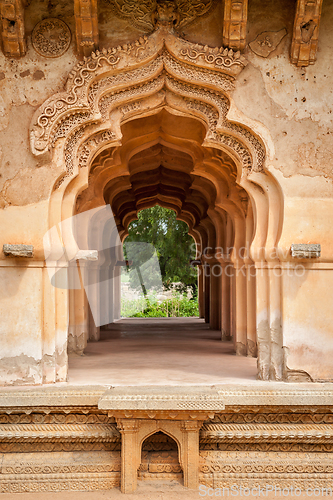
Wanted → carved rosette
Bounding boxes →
[32,18,71,58]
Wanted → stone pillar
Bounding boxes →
[269,265,283,380]
[256,265,270,380]
[245,206,256,356]
[117,419,139,494]
[113,263,121,321]
[68,262,89,355]
[86,263,100,341]
[246,263,257,356]
[198,265,205,318]
[203,263,210,324]
[208,257,221,330]
[233,262,247,355]
[107,265,114,325]
[221,261,231,341]
[181,420,201,489]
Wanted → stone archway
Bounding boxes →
[31,17,284,381]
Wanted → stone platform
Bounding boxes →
[1,383,333,494]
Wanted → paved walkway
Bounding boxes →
[68,317,257,386]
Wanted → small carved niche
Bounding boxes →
[138,431,183,482]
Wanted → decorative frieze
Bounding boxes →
[291,0,323,66]
[0,451,121,493]
[0,0,26,58]
[200,422,333,443]
[99,386,225,412]
[0,423,120,442]
[199,450,333,490]
[103,0,218,32]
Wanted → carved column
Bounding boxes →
[203,262,210,324]
[256,265,270,380]
[208,256,221,331]
[291,0,323,66]
[221,261,231,341]
[113,262,121,321]
[245,207,256,356]
[86,263,101,341]
[74,0,99,57]
[0,0,26,57]
[180,420,201,489]
[198,265,205,318]
[223,0,248,51]
[269,265,283,380]
[117,419,139,494]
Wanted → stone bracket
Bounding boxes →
[291,243,321,258]
[3,244,33,258]
[0,0,26,57]
[223,0,248,51]
[290,0,323,66]
[74,0,99,57]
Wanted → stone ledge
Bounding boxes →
[1,384,333,409]
[98,386,225,411]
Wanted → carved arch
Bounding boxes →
[31,25,285,382]
[30,25,267,185]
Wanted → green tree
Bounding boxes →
[124,205,197,295]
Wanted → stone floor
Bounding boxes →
[68,317,258,386]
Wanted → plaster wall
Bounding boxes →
[0,266,43,384]
[282,268,333,382]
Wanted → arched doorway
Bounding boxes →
[32,21,283,381]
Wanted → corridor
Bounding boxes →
[68,317,257,386]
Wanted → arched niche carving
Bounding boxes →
[139,431,183,482]
[116,418,201,493]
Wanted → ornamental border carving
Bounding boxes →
[31,18,71,58]
[29,25,266,188]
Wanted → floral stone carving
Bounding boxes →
[32,18,71,58]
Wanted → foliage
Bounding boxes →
[121,292,199,318]
[124,205,197,294]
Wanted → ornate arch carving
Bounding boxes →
[31,23,285,383]
[30,24,266,191]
